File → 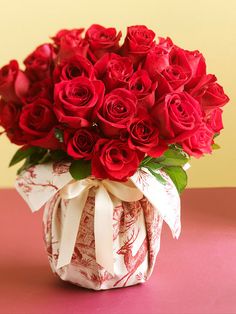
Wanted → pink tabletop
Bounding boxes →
[0,188,236,314]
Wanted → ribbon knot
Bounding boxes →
[57,177,144,275]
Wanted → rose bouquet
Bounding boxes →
[0,25,229,290]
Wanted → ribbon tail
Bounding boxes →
[94,184,114,275]
[56,188,89,269]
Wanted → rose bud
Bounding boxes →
[53,28,89,61]
[0,99,20,131]
[24,44,56,81]
[0,100,30,146]
[52,28,84,46]
[0,60,29,102]
[92,138,144,181]
[205,108,223,133]
[144,45,170,81]
[144,37,173,80]
[85,24,122,62]
[158,37,174,51]
[122,25,156,64]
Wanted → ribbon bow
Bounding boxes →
[58,178,143,275]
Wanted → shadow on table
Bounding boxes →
[0,263,53,290]
[0,262,100,294]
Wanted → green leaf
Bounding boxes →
[159,148,189,167]
[15,149,69,175]
[13,147,49,174]
[164,166,188,194]
[54,128,64,143]
[148,155,166,163]
[9,147,38,167]
[145,167,167,185]
[50,150,68,161]
[145,162,163,171]
[69,159,91,180]
[16,157,34,175]
[28,149,48,163]
[140,156,153,166]
[212,143,221,150]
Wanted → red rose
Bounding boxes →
[23,79,54,104]
[0,99,20,130]
[167,47,209,93]
[128,69,157,108]
[122,25,155,64]
[92,138,143,181]
[192,81,229,111]
[144,37,173,79]
[144,44,170,81]
[188,73,215,99]
[154,65,190,99]
[66,128,98,160]
[184,49,206,88]
[169,47,192,77]
[0,99,31,146]
[19,98,60,149]
[128,110,167,157]
[6,127,32,146]
[205,108,223,133]
[53,28,83,46]
[0,60,29,102]
[96,88,137,137]
[24,44,55,81]
[181,124,214,158]
[151,92,203,143]
[158,37,174,51]
[85,24,122,62]
[145,45,198,98]
[169,48,206,85]
[53,29,89,61]
[94,53,133,91]
[53,55,94,83]
[54,77,104,128]
[161,65,189,90]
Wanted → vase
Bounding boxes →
[15,162,180,291]
[43,191,163,290]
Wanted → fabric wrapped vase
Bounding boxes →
[16,162,181,290]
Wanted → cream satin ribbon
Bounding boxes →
[57,177,144,275]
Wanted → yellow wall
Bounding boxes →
[0,0,235,188]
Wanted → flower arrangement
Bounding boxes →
[0,24,229,192]
[0,24,230,290]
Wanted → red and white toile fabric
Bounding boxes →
[16,161,181,290]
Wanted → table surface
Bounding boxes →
[0,188,236,314]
